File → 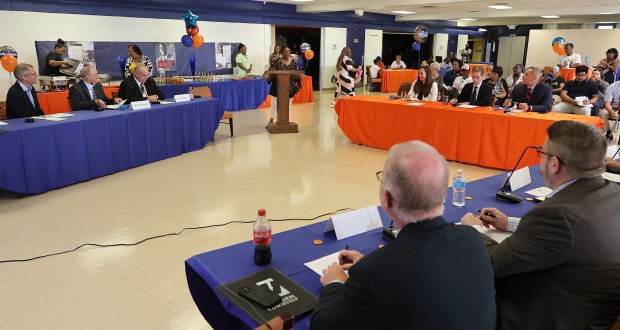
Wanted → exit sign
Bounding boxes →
[507,24,518,29]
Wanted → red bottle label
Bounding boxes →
[253,230,272,245]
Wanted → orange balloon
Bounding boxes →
[304,49,314,60]
[553,42,566,55]
[193,34,204,48]
[1,54,17,73]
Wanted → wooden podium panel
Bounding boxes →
[263,70,304,134]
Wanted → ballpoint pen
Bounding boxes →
[339,244,349,266]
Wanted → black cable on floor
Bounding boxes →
[0,208,354,264]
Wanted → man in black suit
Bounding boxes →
[504,66,554,113]
[5,63,44,119]
[310,141,496,329]
[449,65,493,106]
[117,64,164,103]
[462,120,620,328]
[68,66,122,110]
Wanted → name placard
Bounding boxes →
[174,94,191,103]
[131,100,151,110]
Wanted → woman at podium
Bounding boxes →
[267,46,301,124]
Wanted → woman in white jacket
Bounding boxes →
[408,66,438,101]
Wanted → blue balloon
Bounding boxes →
[181,35,193,47]
[551,37,566,46]
[412,42,421,51]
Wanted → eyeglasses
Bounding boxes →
[376,171,383,184]
[535,147,563,164]
[24,72,38,77]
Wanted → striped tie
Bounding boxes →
[526,88,532,102]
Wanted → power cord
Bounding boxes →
[0,208,354,264]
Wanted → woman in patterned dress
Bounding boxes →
[124,44,153,78]
[332,47,361,106]
[267,46,301,124]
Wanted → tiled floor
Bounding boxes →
[0,89,501,329]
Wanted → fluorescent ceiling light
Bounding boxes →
[598,25,614,29]
[391,10,415,14]
[478,28,488,31]
[460,18,477,21]
[599,12,616,15]
[541,15,560,18]
[488,5,512,9]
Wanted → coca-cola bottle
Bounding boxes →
[253,209,272,265]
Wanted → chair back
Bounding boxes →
[397,82,412,98]
[0,101,6,120]
[193,86,213,98]
[254,312,294,330]
[366,65,372,84]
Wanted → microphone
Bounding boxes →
[496,146,537,203]
[383,220,398,241]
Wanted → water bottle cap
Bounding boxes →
[456,169,463,173]
[257,209,266,216]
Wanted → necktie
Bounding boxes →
[526,88,532,101]
[470,86,478,104]
[92,87,98,100]
[26,88,35,107]
[140,84,147,97]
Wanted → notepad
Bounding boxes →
[304,251,341,276]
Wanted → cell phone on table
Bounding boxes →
[238,286,281,308]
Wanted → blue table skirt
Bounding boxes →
[185,167,544,329]
[0,98,224,194]
[158,79,270,112]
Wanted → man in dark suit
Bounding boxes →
[117,64,164,103]
[5,63,44,119]
[462,120,620,329]
[68,66,122,110]
[450,65,493,106]
[504,66,554,113]
[310,141,496,329]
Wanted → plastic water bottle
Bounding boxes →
[253,209,272,265]
[188,87,194,100]
[585,56,590,67]
[452,169,466,207]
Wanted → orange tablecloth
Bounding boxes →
[559,67,592,81]
[37,87,119,114]
[380,69,418,93]
[334,95,603,170]
[468,64,488,75]
[259,75,314,108]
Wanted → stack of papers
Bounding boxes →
[406,102,425,106]
[457,104,478,109]
[0,121,7,126]
[32,113,75,121]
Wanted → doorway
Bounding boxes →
[275,26,321,90]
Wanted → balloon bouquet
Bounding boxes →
[0,46,18,82]
[181,10,204,76]
[551,37,566,56]
[412,25,428,68]
[298,42,314,71]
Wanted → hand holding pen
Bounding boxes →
[477,207,509,231]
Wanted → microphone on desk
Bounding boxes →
[383,220,398,241]
[496,146,538,203]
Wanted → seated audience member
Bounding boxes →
[558,42,582,68]
[118,64,165,103]
[461,120,620,329]
[597,48,619,84]
[443,59,462,88]
[69,66,122,111]
[449,64,473,97]
[600,80,620,141]
[310,141,496,330]
[6,63,44,119]
[553,65,599,116]
[543,65,565,104]
[506,63,524,93]
[449,65,492,106]
[440,56,452,70]
[504,67,553,113]
[429,62,444,100]
[483,66,508,106]
[369,58,382,79]
[420,60,429,68]
[407,66,438,101]
[390,55,406,69]
[484,63,494,79]
[375,56,385,69]
[590,69,609,116]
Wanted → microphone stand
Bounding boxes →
[496,146,537,203]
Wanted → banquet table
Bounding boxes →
[379,69,418,93]
[185,168,544,329]
[334,96,603,170]
[157,79,270,111]
[37,86,119,114]
[259,75,314,108]
[0,98,223,194]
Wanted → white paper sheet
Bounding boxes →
[607,145,619,159]
[32,116,66,121]
[304,251,341,276]
[525,186,552,197]
[406,102,425,106]
[483,227,512,243]
[603,172,620,183]
[457,104,478,109]
[0,121,7,125]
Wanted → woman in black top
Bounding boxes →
[43,38,70,76]
[267,46,301,124]
[483,66,508,106]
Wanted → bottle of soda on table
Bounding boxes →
[253,209,272,265]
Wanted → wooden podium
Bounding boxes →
[262,70,304,134]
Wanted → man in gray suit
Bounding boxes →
[462,120,620,329]
[68,66,121,111]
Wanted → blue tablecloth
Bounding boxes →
[439,68,452,77]
[158,79,270,112]
[0,98,224,194]
[185,168,544,329]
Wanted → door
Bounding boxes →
[497,36,526,78]
[347,28,365,87]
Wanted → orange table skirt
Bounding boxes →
[37,87,119,114]
[559,67,592,82]
[259,75,314,108]
[334,95,603,170]
[380,69,418,93]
